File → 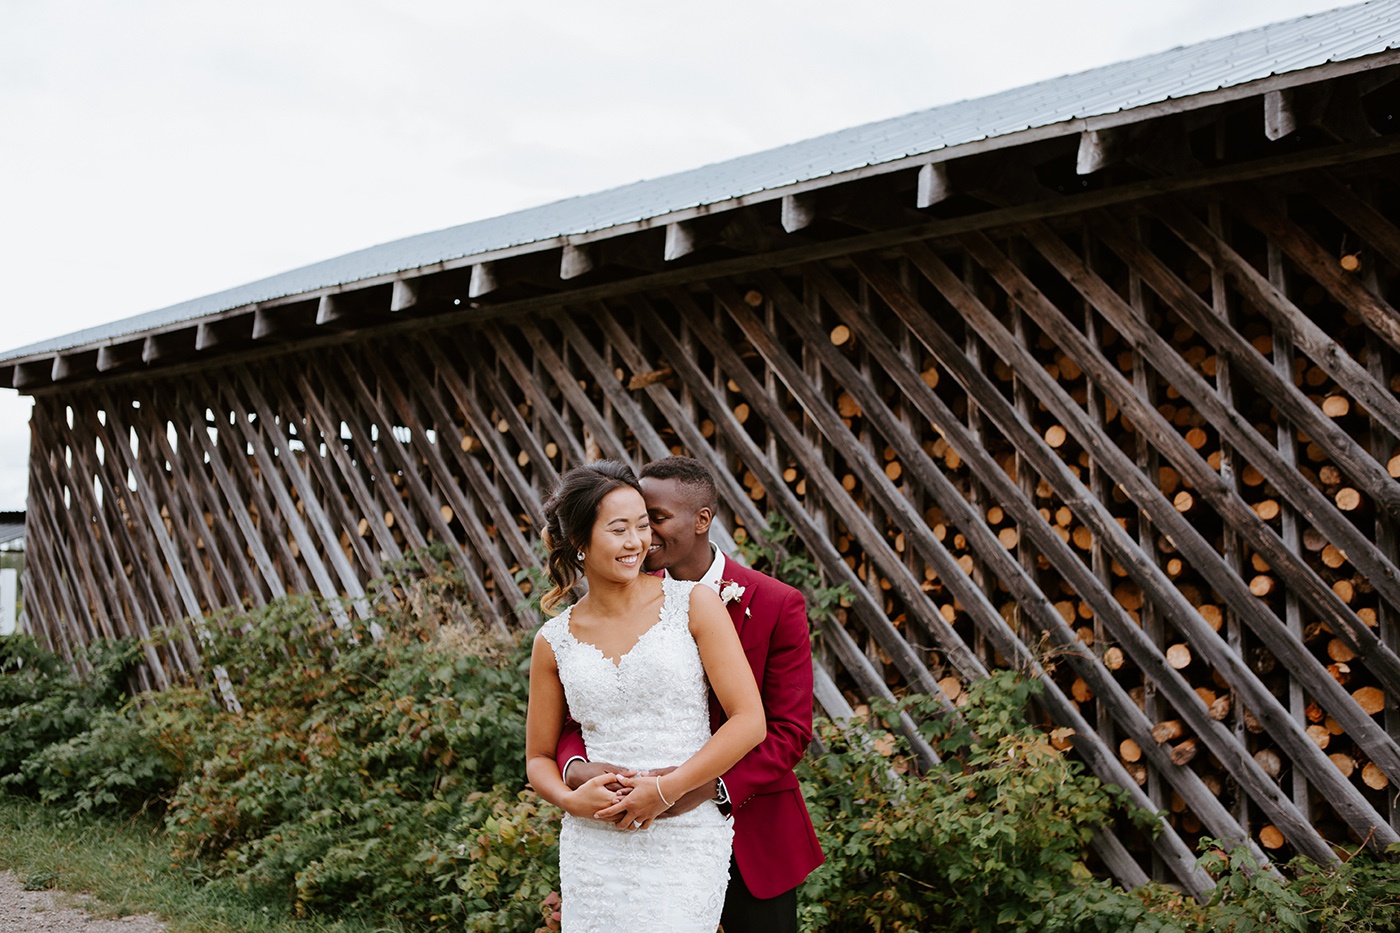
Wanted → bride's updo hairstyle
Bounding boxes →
[540,460,643,615]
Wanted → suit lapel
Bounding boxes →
[722,556,757,640]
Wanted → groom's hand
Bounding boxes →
[645,766,717,819]
[564,759,629,793]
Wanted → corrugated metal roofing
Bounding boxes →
[6,0,1400,364]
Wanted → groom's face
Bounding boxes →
[640,476,709,572]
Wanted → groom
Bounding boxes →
[556,456,824,933]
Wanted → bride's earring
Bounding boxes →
[576,549,585,562]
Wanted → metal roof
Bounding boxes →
[0,512,23,547]
[6,0,1400,364]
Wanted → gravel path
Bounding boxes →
[0,871,165,932]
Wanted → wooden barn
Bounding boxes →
[5,0,1400,894]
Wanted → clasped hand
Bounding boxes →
[566,760,717,829]
[567,769,668,830]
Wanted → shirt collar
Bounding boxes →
[665,542,726,594]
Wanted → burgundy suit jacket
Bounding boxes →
[554,557,824,898]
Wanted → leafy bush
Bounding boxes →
[154,568,545,928]
[795,670,1400,933]
[6,544,1400,931]
[0,634,142,796]
[796,671,1146,932]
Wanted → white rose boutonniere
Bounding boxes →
[719,580,746,606]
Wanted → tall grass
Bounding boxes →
[0,792,404,933]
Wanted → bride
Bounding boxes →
[525,461,766,931]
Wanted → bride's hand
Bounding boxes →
[566,772,627,819]
[594,773,672,829]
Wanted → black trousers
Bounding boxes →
[720,853,798,933]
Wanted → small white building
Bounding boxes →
[0,511,23,636]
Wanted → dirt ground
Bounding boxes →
[0,871,165,932]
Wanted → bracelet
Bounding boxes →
[655,775,673,807]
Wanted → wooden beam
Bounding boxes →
[1309,170,1400,273]
[1077,128,1122,174]
[664,221,697,261]
[1032,218,1400,765]
[673,286,964,702]
[96,341,143,372]
[390,278,419,312]
[363,350,519,631]
[141,329,196,364]
[251,308,278,339]
[780,266,1217,893]
[12,360,53,389]
[1265,89,1297,140]
[468,262,498,298]
[331,348,506,631]
[952,231,1396,853]
[174,391,290,604]
[195,316,253,352]
[781,193,817,233]
[627,292,943,768]
[51,350,97,382]
[560,243,594,280]
[315,294,350,326]
[419,335,548,522]
[875,246,1329,865]
[249,301,317,341]
[1094,208,1400,664]
[1221,188,1400,359]
[397,352,539,571]
[1151,199,1400,516]
[916,162,952,208]
[286,366,404,573]
[475,327,588,468]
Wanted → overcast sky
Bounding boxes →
[0,0,1359,510]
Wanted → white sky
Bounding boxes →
[0,0,1357,510]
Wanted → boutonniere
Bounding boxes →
[719,580,746,606]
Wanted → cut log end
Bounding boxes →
[1353,685,1385,716]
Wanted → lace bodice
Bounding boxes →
[541,577,711,772]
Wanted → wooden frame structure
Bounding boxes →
[7,18,1400,891]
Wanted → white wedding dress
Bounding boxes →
[541,577,732,932]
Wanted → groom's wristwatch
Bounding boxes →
[714,778,731,814]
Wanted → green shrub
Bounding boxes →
[6,543,1400,932]
[150,561,546,929]
[0,635,142,795]
[797,670,1152,932]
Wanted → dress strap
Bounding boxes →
[661,577,699,629]
[539,608,573,655]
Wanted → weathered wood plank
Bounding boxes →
[948,233,1396,851]
[831,257,1268,881]
[331,348,506,631]
[1074,215,1400,702]
[595,296,912,730]
[751,269,1215,893]
[1091,209,1400,654]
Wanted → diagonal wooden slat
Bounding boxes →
[819,258,1260,882]
[946,234,1395,853]
[1025,221,1400,768]
[732,272,1204,892]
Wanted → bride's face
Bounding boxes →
[581,486,651,585]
